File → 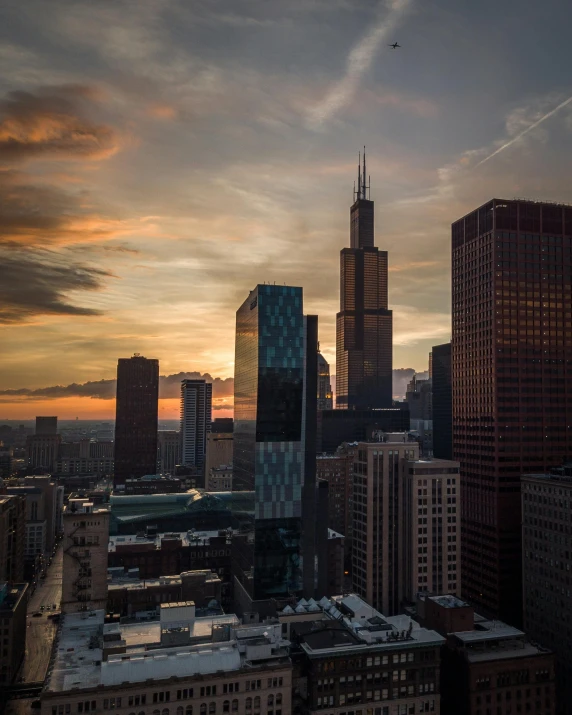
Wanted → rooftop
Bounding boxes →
[46,609,287,694]
[428,595,470,609]
[108,529,234,552]
[281,594,443,655]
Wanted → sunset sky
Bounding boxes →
[2,0,572,420]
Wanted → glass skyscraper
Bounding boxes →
[336,151,393,409]
[233,285,318,607]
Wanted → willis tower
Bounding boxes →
[336,150,393,408]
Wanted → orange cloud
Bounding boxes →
[146,103,178,120]
[0,86,121,163]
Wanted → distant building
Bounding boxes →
[108,529,233,607]
[417,594,556,715]
[282,593,444,715]
[62,498,110,613]
[0,495,25,583]
[317,406,410,454]
[336,151,393,409]
[206,464,233,491]
[0,582,28,685]
[124,474,184,494]
[212,417,233,433]
[7,475,63,554]
[57,439,115,477]
[106,569,223,618]
[351,435,419,614]
[432,343,452,459]
[205,431,233,480]
[25,432,61,472]
[35,416,58,435]
[0,448,13,479]
[114,355,159,488]
[406,374,433,455]
[522,471,572,713]
[404,458,461,601]
[157,430,181,474]
[108,490,253,536]
[317,350,333,410]
[40,605,292,715]
[452,199,572,625]
[180,379,212,481]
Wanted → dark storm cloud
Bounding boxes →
[0,247,111,324]
[0,86,119,162]
[0,371,234,401]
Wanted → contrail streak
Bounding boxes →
[475,93,572,168]
[306,0,413,130]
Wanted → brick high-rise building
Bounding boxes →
[114,355,159,487]
[452,199,572,625]
[62,498,110,613]
[351,434,419,614]
[336,150,393,409]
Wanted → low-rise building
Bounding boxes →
[108,530,233,607]
[207,465,233,492]
[124,474,185,494]
[0,581,28,685]
[106,570,223,618]
[282,593,443,715]
[40,603,292,715]
[417,594,556,715]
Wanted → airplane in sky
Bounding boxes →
[388,43,401,49]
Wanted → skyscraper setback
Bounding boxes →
[113,355,159,487]
[452,198,572,625]
[336,151,393,409]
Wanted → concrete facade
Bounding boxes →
[351,435,419,615]
[0,582,28,685]
[404,459,461,602]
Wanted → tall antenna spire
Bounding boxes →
[362,146,367,199]
[357,151,361,201]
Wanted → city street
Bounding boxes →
[23,544,63,683]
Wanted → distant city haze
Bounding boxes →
[0,369,421,419]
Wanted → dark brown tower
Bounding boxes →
[114,354,159,487]
[452,198,572,626]
[336,150,393,409]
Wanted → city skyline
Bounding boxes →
[2,0,572,420]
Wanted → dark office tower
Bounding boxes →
[317,348,333,410]
[233,285,319,612]
[35,416,57,435]
[452,198,572,625]
[432,342,452,460]
[114,354,159,488]
[336,150,393,409]
[180,379,212,479]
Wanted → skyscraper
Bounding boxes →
[233,285,320,611]
[180,379,212,480]
[432,342,452,459]
[452,198,572,624]
[336,150,393,409]
[317,348,333,410]
[114,354,159,487]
